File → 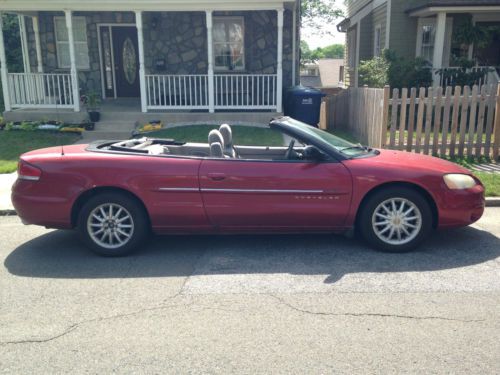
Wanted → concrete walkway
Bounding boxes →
[0,172,16,211]
[471,163,500,174]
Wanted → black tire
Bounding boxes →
[77,192,149,256]
[358,187,433,253]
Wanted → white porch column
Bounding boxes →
[291,6,297,86]
[32,16,43,73]
[135,11,147,113]
[432,12,447,86]
[276,8,284,113]
[65,10,80,112]
[206,10,215,113]
[18,15,30,73]
[0,13,11,111]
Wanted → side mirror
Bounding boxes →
[303,145,324,161]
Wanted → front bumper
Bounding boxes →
[437,184,485,228]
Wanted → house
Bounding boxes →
[338,0,500,87]
[300,59,345,88]
[0,0,300,123]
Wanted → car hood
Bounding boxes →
[351,149,471,175]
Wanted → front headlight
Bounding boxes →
[443,174,477,190]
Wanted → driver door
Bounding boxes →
[199,158,352,230]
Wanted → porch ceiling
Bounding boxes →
[408,1,500,16]
[0,0,297,12]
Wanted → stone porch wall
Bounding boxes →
[25,9,296,98]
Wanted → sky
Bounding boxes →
[301,2,346,49]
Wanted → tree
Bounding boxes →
[301,0,344,35]
[300,41,344,65]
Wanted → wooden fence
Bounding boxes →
[324,83,500,160]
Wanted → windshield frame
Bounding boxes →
[270,117,373,159]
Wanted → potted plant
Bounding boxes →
[83,92,101,123]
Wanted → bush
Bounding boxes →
[358,50,433,89]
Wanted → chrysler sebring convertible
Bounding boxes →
[12,117,484,256]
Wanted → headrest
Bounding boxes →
[219,124,232,146]
[209,142,224,158]
[208,129,224,147]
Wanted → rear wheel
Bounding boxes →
[358,187,433,252]
[77,193,149,256]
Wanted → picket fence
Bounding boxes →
[323,84,500,160]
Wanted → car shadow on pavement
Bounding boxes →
[4,226,500,284]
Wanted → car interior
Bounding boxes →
[105,124,319,161]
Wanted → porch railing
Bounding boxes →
[146,74,209,110]
[214,74,277,109]
[145,73,278,111]
[7,72,74,109]
[434,66,499,88]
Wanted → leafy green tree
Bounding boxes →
[301,41,344,65]
[301,0,344,34]
[358,50,432,89]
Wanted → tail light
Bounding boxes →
[18,160,42,181]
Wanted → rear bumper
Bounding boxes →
[437,184,485,228]
[11,179,73,229]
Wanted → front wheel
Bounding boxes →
[358,187,433,252]
[77,193,149,256]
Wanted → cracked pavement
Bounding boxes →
[1,208,500,373]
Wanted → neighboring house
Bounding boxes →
[338,0,500,87]
[300,59,345,88]
[0,0,301,122]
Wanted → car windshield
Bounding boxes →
[283,118,370,157]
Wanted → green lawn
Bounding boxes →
[145,124,285,146]
[473,172,500,197]
[0,131,80,173]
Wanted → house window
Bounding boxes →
[416,17,453,66]
[213,17,245,71]
[54,16,90,69]
[374,24,382,57]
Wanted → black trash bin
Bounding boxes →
[284,86,326,127]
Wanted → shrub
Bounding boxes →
[358,50,433,89]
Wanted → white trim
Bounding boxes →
[374,23,382,57]
[97,24,105,98]
[432,12,447,85]
[32,16,43,73]
[410,6,500,17]
[385,0,391,49]
[292,4,296,86]
[0,13,11,111]
[135,11,147,113]
[18,15,30,73]
[65,11,80,112]
[206,10,215,113]
[0,0,294,12]
[355,22,360,86]
[276,8,284,112]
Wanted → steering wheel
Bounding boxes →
[284,140,296,160]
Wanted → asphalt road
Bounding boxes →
[1,209,499,374]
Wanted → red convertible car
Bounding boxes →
[12,117,484,256]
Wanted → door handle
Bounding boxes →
[208,173,226,181]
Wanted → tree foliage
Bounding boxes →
[301,0,344,34]
[301,41,344,64]
[358,50,433,89]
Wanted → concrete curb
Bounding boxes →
[1,198,499,217]
[486,197,500,207]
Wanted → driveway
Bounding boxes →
[1,209,499,374]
